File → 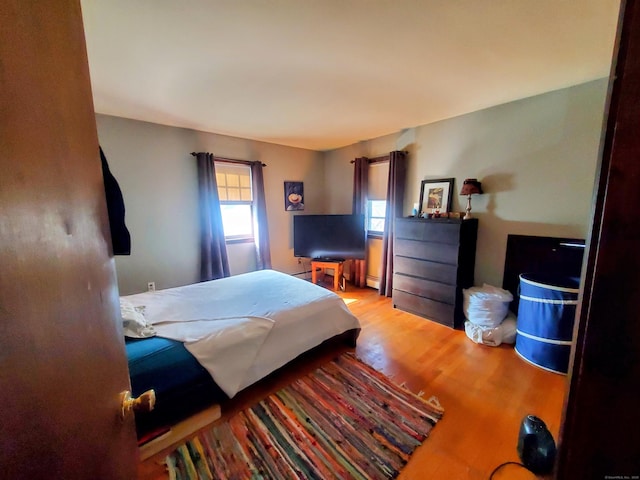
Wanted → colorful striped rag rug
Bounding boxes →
[165,353,444,479]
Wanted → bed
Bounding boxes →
[121,269,361,438]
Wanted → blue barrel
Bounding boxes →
[514,273,580,374]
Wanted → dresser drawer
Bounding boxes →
[393,274,456,304]
[395,219,462,244]
[392,290,455,328]
[395,238,459,265]
[392,218,477,329]
[393,256,457,284]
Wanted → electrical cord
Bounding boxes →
[300,259,310,280]
[489,461,531,479]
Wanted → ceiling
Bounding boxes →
[81,0,620,152]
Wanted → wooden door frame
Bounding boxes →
[556,0,640,477]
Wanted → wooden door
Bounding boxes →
[556,0,640,477]
[0,1,138,478]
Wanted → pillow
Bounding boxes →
[120,299,156,338]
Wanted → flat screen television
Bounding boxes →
[294,214,366,260]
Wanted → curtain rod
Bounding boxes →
[349,151,408,164]
[191,152,267,167]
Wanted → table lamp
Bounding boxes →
[460,178,483,220]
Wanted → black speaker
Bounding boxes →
[517,415,557,475]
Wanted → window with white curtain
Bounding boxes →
[215,162,253,240]
[366,161,390,235]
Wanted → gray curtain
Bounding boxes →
[195,152,230,281]
[251,161,272,269]
[352,156,369,288]
[379,150,407,296]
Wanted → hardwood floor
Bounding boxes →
[138,285,566,479]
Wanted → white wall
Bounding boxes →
[96,115,323,294]
[323,79,609,287]
[98,79,607,295]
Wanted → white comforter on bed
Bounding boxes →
[121,269,360,397]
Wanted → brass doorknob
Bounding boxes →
[120,389,156,419]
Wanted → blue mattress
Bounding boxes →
[125,336,226,437]
[125,328,360,438]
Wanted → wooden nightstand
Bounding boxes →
[311,260,344,291]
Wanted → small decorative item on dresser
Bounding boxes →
[459,178,483,220]
[419,178,455,214]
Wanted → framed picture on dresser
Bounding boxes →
[419,178,455,214]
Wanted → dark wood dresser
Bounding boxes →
[392,217,478,328]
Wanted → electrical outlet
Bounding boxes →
[147,281,155,292]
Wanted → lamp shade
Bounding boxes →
[460,178,483,196]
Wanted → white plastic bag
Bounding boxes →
[464,313,517,347]
[499,314,517,344]
[463,284,514,327]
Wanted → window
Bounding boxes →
[367,200,387,234]
[366,162,389,236]
[215,162,253,240]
